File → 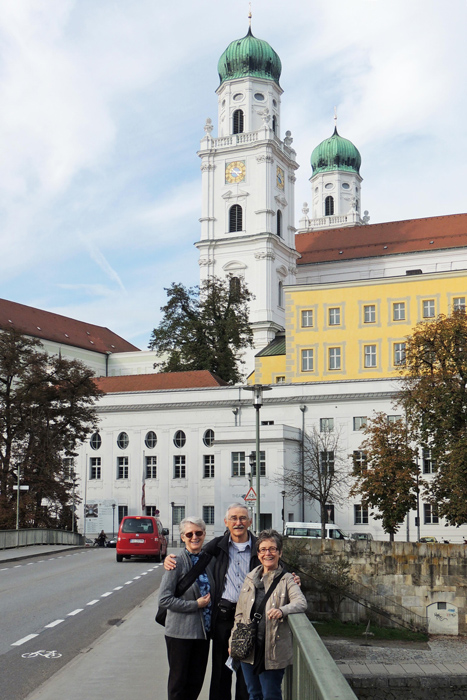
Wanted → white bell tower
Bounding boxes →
[195,24,299,367]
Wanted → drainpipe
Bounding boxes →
[300,405,307,521]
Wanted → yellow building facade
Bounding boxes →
[254,270,467,384]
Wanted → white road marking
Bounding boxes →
[44,620,64,628]
[86,600,99,606]
[11,634,39,646]
[113,586,123,590]
[124,581,132,585]
[14,565,22,568]
[67,609,83,616]
[141,572,148,575]
[27,563,34,566]
[133,576,141,580]
[0,568,8,571]
[101,592,112,597]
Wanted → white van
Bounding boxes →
[284,522,348,540]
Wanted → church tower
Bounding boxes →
[195,23,299,359]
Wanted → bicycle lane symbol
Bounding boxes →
[22,650,62,659]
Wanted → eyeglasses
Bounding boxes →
[258,547,279,554]
[228,516,248,523]
[183,531,204,539]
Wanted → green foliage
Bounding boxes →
[313,619,428,642]
[148,276,253,384]
[351,413,419,539]
[399,311,467,525]
[0,328,101,529]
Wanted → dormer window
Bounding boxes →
[233,109,244,135]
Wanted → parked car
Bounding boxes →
[284,522,349,540]
[116,515,169,562]
[419,536,438,543]
[351,532,373,541]
[106,536,118,548]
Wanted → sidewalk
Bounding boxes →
[0,544,83,563]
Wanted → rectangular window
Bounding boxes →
[393,302,406,321]
[251,451,266,477]
[301,349,314,372]
[319,451,335,475]
[173,505,185,525]
[301,310,314,327]
[146,506,157,516]
[394,342,406,366]
[203,506,215,525]
[364,344,377,368]
[90,457,101,480]
[353,450,367,471]
[203,454,215,478]
[328,347,341,370]
[354,504,369,525]
[328,307,340,325]
[424,503,439,525]
[325,504,335,523]
[145,456,157,479]
[117,457,128,479]
[353,416,367,431]
[364,305,376,324]
[423,448,437,474]
[320,418,334,432]
[387,414,402,424]
[173,455,186,479]
[453,297,466,312]
[275,376,285,384]
[423,299,435,318]
[231,451,246,477]
[118,505,128,523]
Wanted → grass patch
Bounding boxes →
[311,618,428,642]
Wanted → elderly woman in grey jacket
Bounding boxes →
[229,529,307,700]
[158,517,215,700]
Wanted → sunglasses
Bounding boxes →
[184,531,204,539]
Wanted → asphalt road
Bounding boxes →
[0,548,165,700]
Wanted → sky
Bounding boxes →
[0,0,465,350]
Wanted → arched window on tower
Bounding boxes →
[233,109,244,135]
[229,276,241,299]
[229,205,243,232]
[325,196,334,216]
[278,281,284,307]
[272,115,277,134]
[276,210,282,237]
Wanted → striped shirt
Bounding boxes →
[222,536,252,603]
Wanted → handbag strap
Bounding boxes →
[175,550,212,597]
[251,570,286,623]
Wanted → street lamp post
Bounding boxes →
[171,501,175,547]
[244,384,272,534]
[112,503,116,539]
[281,490,286,534]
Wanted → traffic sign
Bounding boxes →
[244,487,257,502]
[13,485,29,490]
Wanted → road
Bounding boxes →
[0,547,165,700]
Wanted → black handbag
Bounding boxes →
[155,551,212,627]
[230,571,285,661]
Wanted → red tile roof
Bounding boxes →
[94,371,229,393]
[296,213,467,265]
[0,298,139,354]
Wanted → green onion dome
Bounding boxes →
[218,27,282,86]
[311,127,361,175]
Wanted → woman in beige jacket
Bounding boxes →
[229,529,307,700]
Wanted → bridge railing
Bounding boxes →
[0,528,84,549]
[283,614,358,700]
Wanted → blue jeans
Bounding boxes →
[241,663,285,700]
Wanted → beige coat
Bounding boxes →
[229,565,307,670]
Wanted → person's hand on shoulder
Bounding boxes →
[164,553,177,571]
[292,572,301,587]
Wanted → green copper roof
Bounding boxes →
[255,335,286,357]
[311,127,361,175]
[218,27,281,86]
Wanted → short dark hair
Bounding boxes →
[256,529,283,552]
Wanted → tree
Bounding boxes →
[350,413,420,540]
[281,427,350,541]
[0,328,101,529]
[398,310,467,525]
[148,276,253,384]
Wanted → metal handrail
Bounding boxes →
[0,528,84,549]
[283,614,358,700]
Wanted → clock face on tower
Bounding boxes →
[225,161,246,184]
[276,166,285,190]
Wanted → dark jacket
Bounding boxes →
[203,531,259,628]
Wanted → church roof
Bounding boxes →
[0,298,139,354]
[218,27,281,85]
[296,213,467,265]
[311,127,361,176]
[94,371,228,393]
[255,335,286,357]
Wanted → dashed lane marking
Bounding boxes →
[44,620,64,629]
[113,586,123,591]
[12,634,39,646]
[124,581,133,585]
[86,600,99,606]
[101,592,112,597]
[67,609,83,616]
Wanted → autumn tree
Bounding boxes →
[281,427,350,540]
[148,276,253,384]
[0,328,101,529]
[351,413,420,540]
[398,310,467,525]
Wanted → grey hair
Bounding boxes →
[224,503,249,520]
[179,517,206,536]
[256,529,283,552]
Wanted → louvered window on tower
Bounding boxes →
[229,204,243,232]
[233,109,244,134]
[276,210,282,237]
[325,195,334,216]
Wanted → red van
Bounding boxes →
[116,515,169,562]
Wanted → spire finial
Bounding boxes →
[248,2,252,27]
[334,106,338,127]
